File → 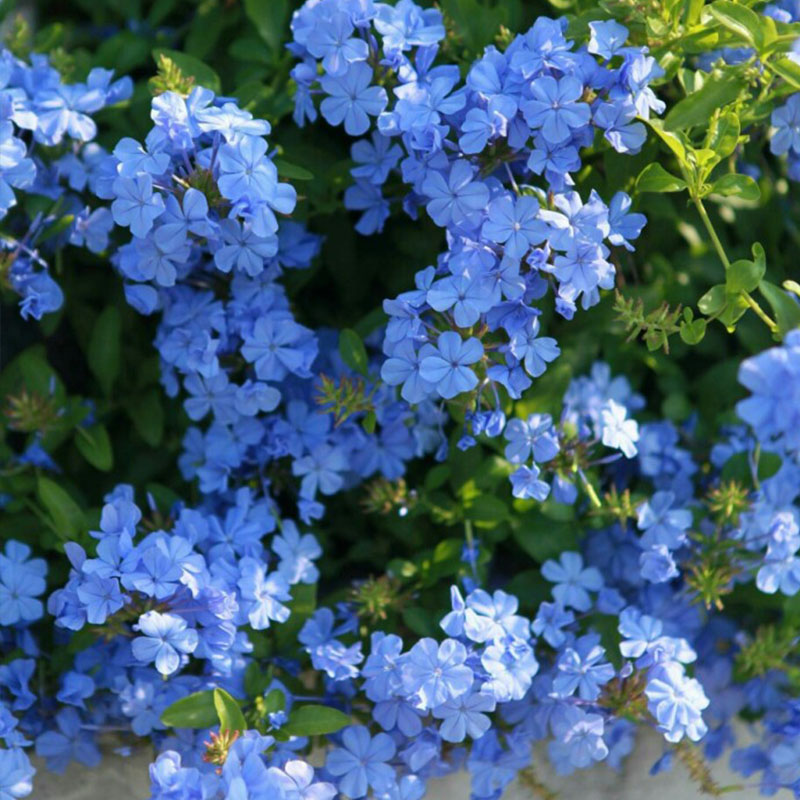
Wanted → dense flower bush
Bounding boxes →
[6,0,800,798]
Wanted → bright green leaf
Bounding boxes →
[710,1,766,49]
[726,257,766,294]
[214,688,247,734]
[679,318,707,344]
[707,111,740,158]
[160,690,218,728]
[665,72,748,131]
[711,173,761,201]
[771,57,800,90]
[282,705,351,737]
[636,163,688,193]
[698,284,727,315]
[759,280,800,337]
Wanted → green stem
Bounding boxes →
[693,196,779,334]
[693,196,730,270]
[577,469,602,509]
[464,519,478,577]
[742,292,778,332]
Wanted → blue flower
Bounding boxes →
[237,557,291,629]
[482,195,549,259]
[645,662,709,743]
[131,610,198,675]
[34,708,101,774]
[426,273,496,327]
[593,99,646,154]
[217,136,280,204]
[553,635,615,700]
[0,541,46,626]
[600,399,639,458]
[320,63,388,135]
[351,132,403,185]
[214,219,277,276]
[550,706,608,769]
[503,413,559,464]
[541,551,603,611]
[532,601,574,647]
[307,10,369,76]
[421,160,489,228]
[640,545,679,584]
[588,20,630,60]
[522,76,591,145]
[381,339,435,403]
[508,317,560,377]
[637,491,691,549]
[292,444,348,498]
[110,174,165,237]
[419,331,483,399]
[432,690,495,742]
[0,748,34,800]
[401,637,473,709]
[326,726,397,799]
[509,465,551,500]
[75,573,125,624]
[771,95,800,156]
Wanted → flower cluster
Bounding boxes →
[93,88,445,526]
[9,2,800,799]
[0,48,130,318]
[291,5,651,500]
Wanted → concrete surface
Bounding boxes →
[34,726,778,799]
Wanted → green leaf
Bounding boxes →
[243,0,289,54]
[771,57,800,90]
[282,705,351,737]
[126,390,164,447]
[152,48,221,93]
[339,329,369,376]
[759,280,800,337]
[262,688,286,715]
[718,292,750,330]
[646,119,689,165]
[665,72,748,131]
[214,689,247,734]
[464,494,509,527]
[361,411,377,434]
[87,306,121,396]
[711,173,760,201]
[274,582,317,652]
[698,284,727,315]
[679,318,707,344]
[36,477,86,540]
[707,111,740,159]
[726,257,766,294]
[635,163,687,193]
[75,424,113,471]
[161,690,218,729]
[402,606,440,636]
[511,512,577,563]
[274,159,313,181]
[710,1,766,49]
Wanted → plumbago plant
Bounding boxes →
[7,0,800,799]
